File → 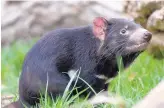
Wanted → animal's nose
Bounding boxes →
[144,31,152,42]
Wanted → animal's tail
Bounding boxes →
[3,100,24,108]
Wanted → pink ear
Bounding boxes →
[93,17,108,40]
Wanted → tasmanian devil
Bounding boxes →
[5,17,152,108]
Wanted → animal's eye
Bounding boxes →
[120,29,127,35]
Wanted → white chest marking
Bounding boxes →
[95,74,108,80]
[67,70,113,83]
[95,74,114,84]
[68,69,78,80]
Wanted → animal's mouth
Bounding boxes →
[126,42,149,53]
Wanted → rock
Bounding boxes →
[1,95,15,108]
[147,33,164,59]
[2,1,126,46]
[123,1,141,18]
[147,7,164,32]
[133,81,164,108]
[124,1,163,27]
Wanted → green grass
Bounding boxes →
[1,40,37,94]
[1,40,164,108]
[109,53,164,107]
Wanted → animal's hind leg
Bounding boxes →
[42,71,71,99]
[19,69,71,107]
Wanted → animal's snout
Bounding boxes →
[143,31,152,42]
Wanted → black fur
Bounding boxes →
[14,18,149,107]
